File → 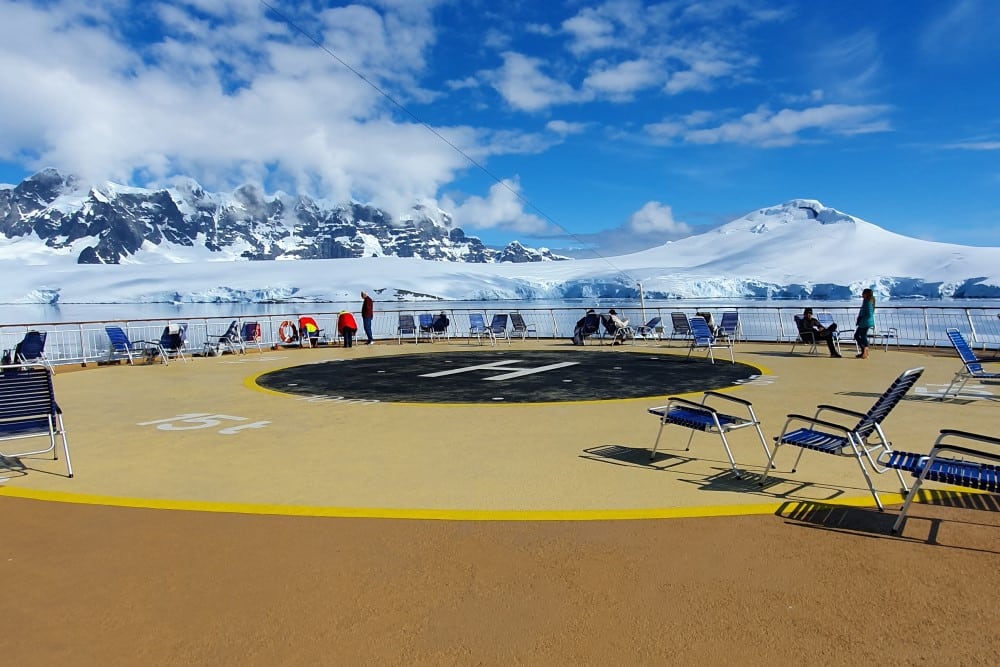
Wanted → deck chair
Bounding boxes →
[488,314,511,344]
[468,313,495,345]
[790,315,818,355]
[669,312,691,345]
[759,367,924,510]
[104,325,164,365]
[633,316,662,344]
[211,320,244,355]
[600,314,633,345]
[879,429,1000,533]
[939,328,1000,400]
[397,314,418,343]
[240,321,263,354]
[687,316,734,364]
[431,313,450,341]
[157,323,188,363]
[717,312,740,344]
[648,392,772,479]
[817,312,841,355]
[0,365,73,479]
[5,331,51,369]
[418,313,435,342]
[509,313,538,340]
[572,313,601,345]
[298,316,322,348]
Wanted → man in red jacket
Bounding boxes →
[338,310,358,348]
[360,291,374,344]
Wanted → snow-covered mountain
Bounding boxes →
[0,169,567,265]
[1,194,998,304]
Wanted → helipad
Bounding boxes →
[1,340,995,520]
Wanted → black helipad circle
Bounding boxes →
[256,350,761,404]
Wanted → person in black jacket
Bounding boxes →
[572,309,599,345]
[800,307,841,357]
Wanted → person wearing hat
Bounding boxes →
[801,307,841,357]
[607,308,629,330]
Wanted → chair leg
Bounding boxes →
[717,431,740,477]
[650,421,668,460]
[759,442,783,486]
[848,436,884,511]
[892,476,924,533]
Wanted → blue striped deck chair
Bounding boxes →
[105,325,164,365]
[717,311,740,344]
[418,313,435,342]
[633,316,662,344]
[940,328,1000,400]
[817,312,841,355]
[7,330,51,369]
[241,321,263,354]
[879,429,999,533]
[488,313,511,344]
[687,316,734,364]
[509,312,537,340]
[669,312,691,345]
[397,314,417,344]
[0,364,73,479]
[468,313,495,345]
[648,391,772,479]
[158,323,188,364]
[759,367,924,510]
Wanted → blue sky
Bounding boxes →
[1,0,998,254]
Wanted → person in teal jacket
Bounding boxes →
[853,288,876,358]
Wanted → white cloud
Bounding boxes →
[487,52,583,112]
[678,104,892,147]
[583,59,660,97]
[627,202,691,236]
[442,179,553,235]
[546,120,588,135]
[943,141,1000,151]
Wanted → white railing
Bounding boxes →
[2,305,998,367]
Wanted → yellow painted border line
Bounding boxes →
[0,485,901,521]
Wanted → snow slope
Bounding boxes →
[2,200,998,304]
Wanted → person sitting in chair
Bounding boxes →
[572,309,599,345]
[606,308,631,345]
[801,307,841,358]
[432,312,449,333]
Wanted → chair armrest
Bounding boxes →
[667,396,717,413]
[781,414,853,435]
[814,404,866,420]
[935,429,1000,460]
[703,391,752,408]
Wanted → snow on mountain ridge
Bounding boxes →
[3,184,999,303]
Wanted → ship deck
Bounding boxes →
[3,339,998,664]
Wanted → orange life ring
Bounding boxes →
[278,320,298,343]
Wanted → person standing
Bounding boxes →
[338,310,358,348]
[361,291,374,344]
[853,288,876,359]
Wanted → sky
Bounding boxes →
[1,0,998,255]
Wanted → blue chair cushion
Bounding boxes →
[777,427,847,455]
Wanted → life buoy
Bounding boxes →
[278,320,298,343]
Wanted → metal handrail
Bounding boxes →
[2,304,998,367]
